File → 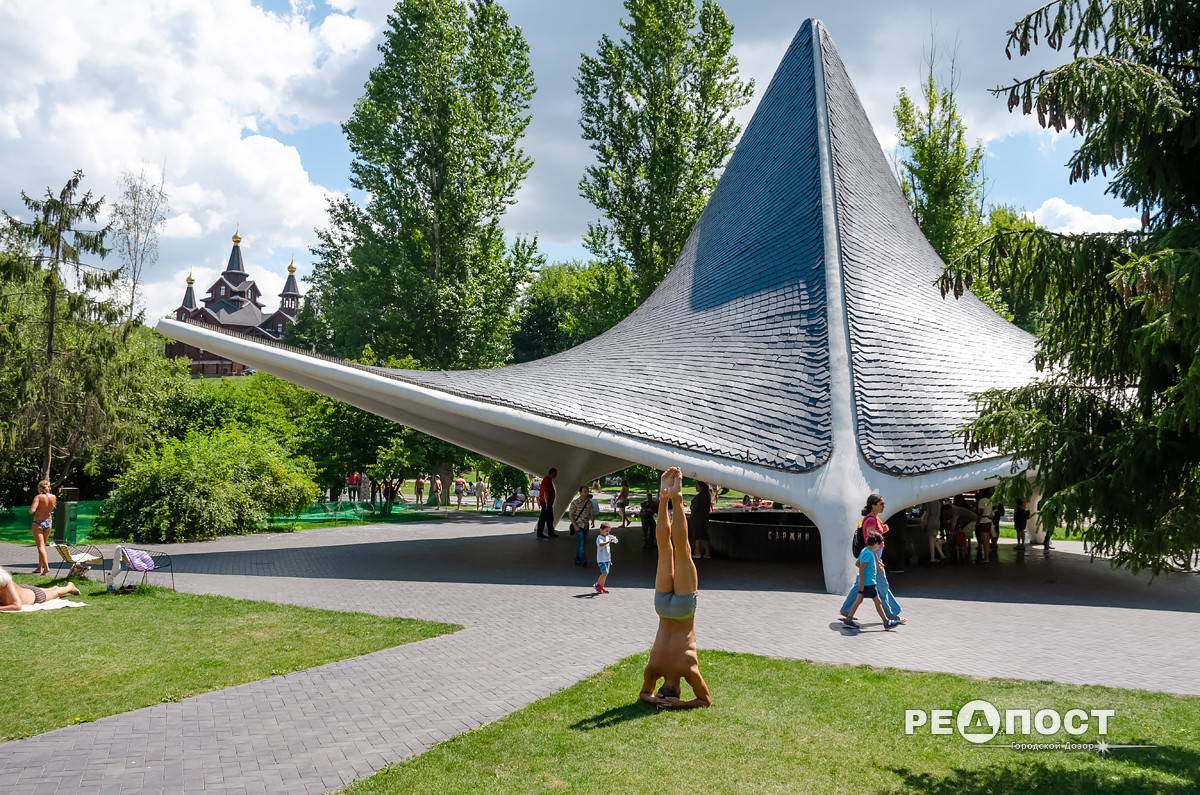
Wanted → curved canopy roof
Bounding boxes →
[160,19,1036,481]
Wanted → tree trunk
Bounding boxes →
[41,218,64,482]
[437,461,452,508]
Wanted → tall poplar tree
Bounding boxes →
[893,57,986,269]
[577,0,752,302]
[941,0,1200,574]
[306,0,539,368]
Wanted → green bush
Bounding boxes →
[488,465,528,499]
[96,427,320,543]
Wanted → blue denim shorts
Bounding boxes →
[597,561,610,573]
[654,590,697,620]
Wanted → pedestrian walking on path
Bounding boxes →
[615,480,630,527]
[640,467,711,709]
[535,468,557,538]
[570,485,594,567]
[453,475,466,510]
[690,481,712,559]
[842,532,900,630]
[840,494,904,623]
[29,480,56,575]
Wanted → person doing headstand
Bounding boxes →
[639,467,711,710]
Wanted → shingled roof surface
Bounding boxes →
[374,23,832,473]
[166,20,1039,477]
[819,27,1037,473]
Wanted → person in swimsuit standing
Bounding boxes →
[0,566,79,611]
[639,467,711,710]
[29,480,56,575]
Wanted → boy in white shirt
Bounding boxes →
[595,522,617,593]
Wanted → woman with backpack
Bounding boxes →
[838,493,905,624]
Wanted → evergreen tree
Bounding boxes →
[577,0,752,302]
[306,0,540,368]
[942,0,1200,574]
[981,203,1042,332]
[1,171,125,485]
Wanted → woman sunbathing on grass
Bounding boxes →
[639,467,711,710]
[0,566,80,611]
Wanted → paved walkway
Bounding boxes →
[2,514,1198,794]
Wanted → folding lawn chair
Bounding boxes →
[53,543,105,580]
[119,547,175,591]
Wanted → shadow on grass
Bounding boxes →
[569,702,658,732]
[887,746,1200,794]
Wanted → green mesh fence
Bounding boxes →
[0,499,420,544]
[267,500,417,526]
[0,499,103,545]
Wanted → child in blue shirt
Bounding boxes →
[843,531,900,630]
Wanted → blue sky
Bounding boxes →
[0,0,1141,321]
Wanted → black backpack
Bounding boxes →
[851,519,866,558]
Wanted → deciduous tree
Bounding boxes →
[306,0,539,368]
[577,0,752,302]
[111,166,169,325]
[893,54,986,269]
[510,260,637,362]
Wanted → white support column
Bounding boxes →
[811,498,860,595]
[1027,487,1045,545]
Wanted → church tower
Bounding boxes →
[165,230,303,375]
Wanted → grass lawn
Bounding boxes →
[995,522,1083,541]
[344,652,1199,795]
[0,573,459,742]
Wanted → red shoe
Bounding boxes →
[600,586,610,593]
[594,583,602,593]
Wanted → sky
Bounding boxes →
[0,0,1141,325]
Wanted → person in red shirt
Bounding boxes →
[535,467,558,538]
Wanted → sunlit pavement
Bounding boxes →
[2,515,1196,793]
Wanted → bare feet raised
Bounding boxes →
[659,467,684,499]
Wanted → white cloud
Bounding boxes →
[1,0,1142,325]
[1032,197,1140,234]
[163,213,204,240]
[320,13,376,54]
[0,0,366,325]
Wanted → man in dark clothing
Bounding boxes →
[535,467,558,538]
[640,496,659,548]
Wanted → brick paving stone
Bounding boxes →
[1,514,1198,794]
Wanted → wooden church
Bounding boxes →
[164,230,302,376]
